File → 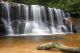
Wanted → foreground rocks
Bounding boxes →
[37,42,80,53]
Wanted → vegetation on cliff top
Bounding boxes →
[5,0,80,18]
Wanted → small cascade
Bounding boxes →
[0,1,72,36]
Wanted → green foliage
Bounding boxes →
[47,0,80,17]
[23,0,39,5]
[6,0,80,18]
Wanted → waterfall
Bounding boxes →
[0,1,72,36]
[1,2,14,35]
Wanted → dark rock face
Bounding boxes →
[0,3,7,35]
[0,20,7,35]
[74,25,80,33]
[72,18,80,33]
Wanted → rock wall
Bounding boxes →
[71,18,80,33]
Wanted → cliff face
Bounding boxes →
[0,1,79,35]
[0,3,7,35]
[0,19,7,35]
[71,18,80,33]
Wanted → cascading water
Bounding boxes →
[1,2,14,35]
[0,1,72,36]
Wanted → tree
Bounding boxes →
[4,0,80,18]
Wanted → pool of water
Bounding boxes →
[0,34,80,53]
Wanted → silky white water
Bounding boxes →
[0,1,72,36]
